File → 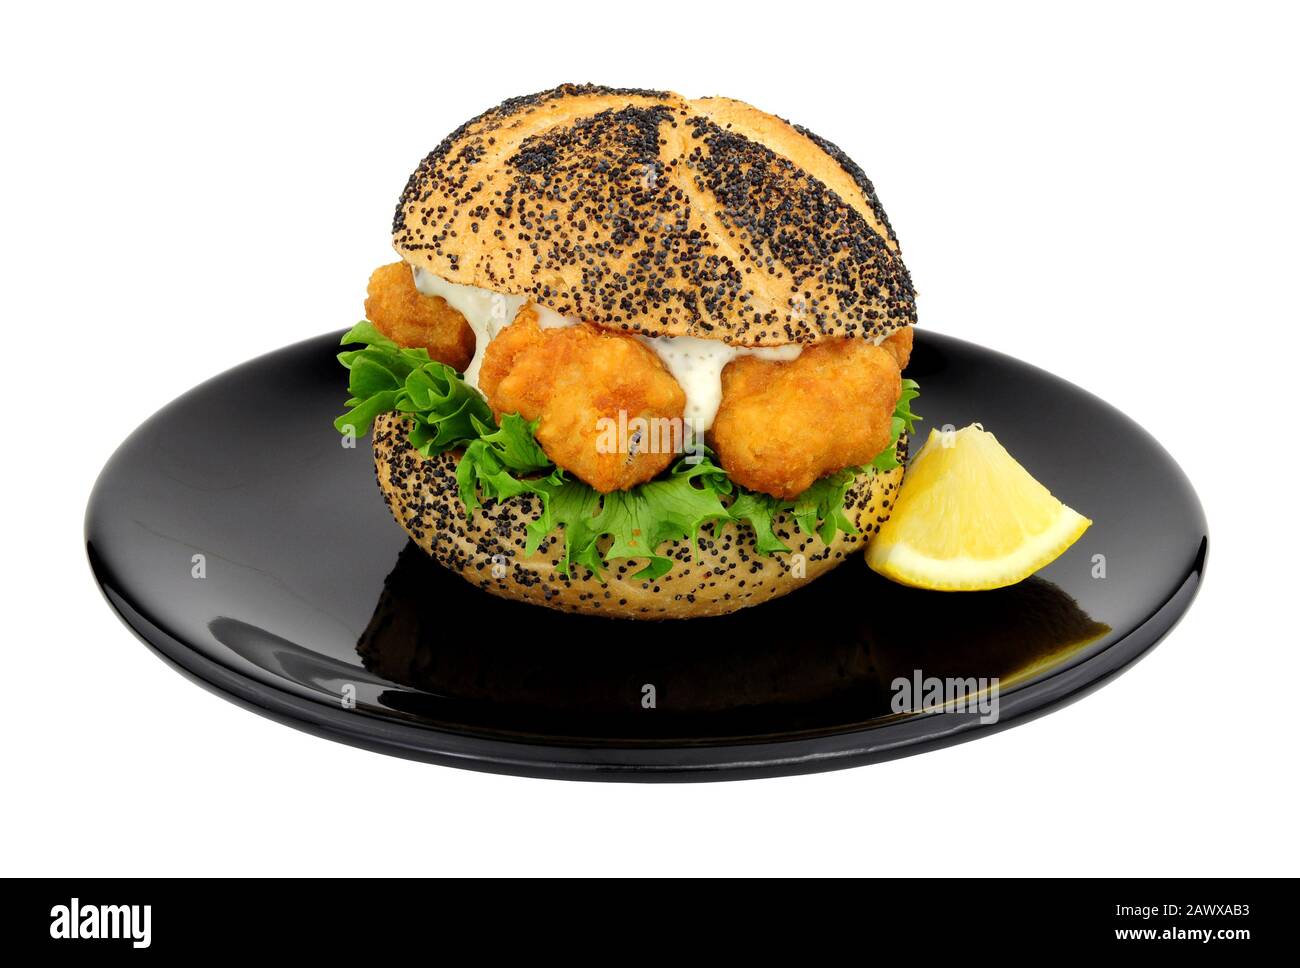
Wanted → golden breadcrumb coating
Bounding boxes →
[480,310,686,493]
[710,337,904,500]
[364,262,475,372]
[881,325,913,369]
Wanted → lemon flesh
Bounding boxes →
[866,425,1091,591]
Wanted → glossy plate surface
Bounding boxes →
[85,331,1207,780]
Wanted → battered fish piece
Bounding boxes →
[480,311,687,493]
[364,262,476,372]
[710,335,906,500]
[881,325,914,369]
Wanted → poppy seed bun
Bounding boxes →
[392,84,915,347]
[372,412,907,620]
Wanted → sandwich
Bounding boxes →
[336,83,919,618]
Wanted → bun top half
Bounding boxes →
[392,84,915,346]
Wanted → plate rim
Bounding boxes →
[86,537,1206,782]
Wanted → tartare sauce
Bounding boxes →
[635,335,801,430]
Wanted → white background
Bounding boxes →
[3,1,1296,877]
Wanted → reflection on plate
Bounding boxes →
[356,543,1109,741]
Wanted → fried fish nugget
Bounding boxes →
[881,325,914,369]
[481,311,686,493]
[476,305,543,399]
[364,262,476,372]
[711,338,903,500]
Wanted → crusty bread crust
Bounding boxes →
[372,412,906,619]
[393,84,915,348]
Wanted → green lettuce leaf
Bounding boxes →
[333,321,491,455]
[456,428,734,581]
[726,490,795,555]
[335,325,921,580]
[870,378,921,472]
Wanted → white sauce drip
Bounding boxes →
[409,265,802,428]
[636,335,801,430]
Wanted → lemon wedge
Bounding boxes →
[866,424,1091,590]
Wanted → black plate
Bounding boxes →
[85,331,1207,781]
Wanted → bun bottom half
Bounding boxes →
[371,412,906,620]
